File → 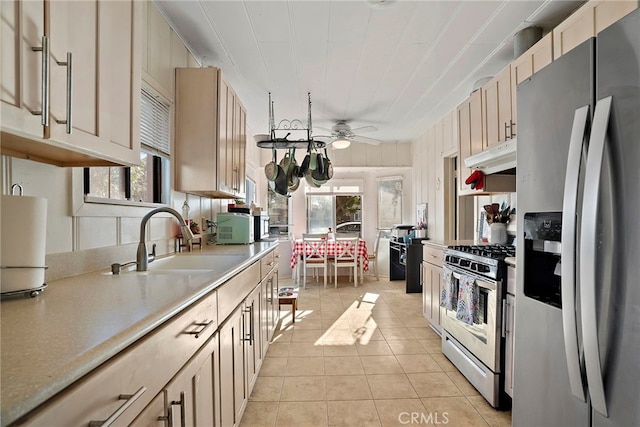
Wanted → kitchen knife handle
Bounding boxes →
[580,96,612,418]
[561,105,590,403]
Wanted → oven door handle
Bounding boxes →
[450,270,497,292]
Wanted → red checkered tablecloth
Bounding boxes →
[290,239,369,271]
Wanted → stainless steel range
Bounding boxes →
[441,244,514,408]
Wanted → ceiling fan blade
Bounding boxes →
[350,125,378,134]
[312,135,333,140]
[351,135,381,145]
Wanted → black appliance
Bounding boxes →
[253,212,269,241]
[390,236,427,293]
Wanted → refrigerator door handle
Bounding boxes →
[580,96,612,418]
[561,105,590,402]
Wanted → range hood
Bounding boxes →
[464,139,516,174]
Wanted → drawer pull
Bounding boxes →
[88,386,146,426]
[170,391,186,427]
[189,320,214,339]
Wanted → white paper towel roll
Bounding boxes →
[1,195,48,293]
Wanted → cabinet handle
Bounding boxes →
[188,320,214,338]
[243,305,254,345]
[55,52,73,134]
[170,391,186,427]
[88,386,146,426]
[504,122,511,140]
[30,35,49,126]
[510,120,516,138]
[501,299,508,338]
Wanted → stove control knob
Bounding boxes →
[477,264,490,273]
[460,259,471,267]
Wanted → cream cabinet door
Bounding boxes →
[0,0,45,140]
[219,306,246,427]
[483,65,513,149]
[457,99,472,193]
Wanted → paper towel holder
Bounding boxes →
[11,183,24,196]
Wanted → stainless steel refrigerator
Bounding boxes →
[513,8,640,427]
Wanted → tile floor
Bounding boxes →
[241,275,512,427]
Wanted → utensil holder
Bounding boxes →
[489,223,507,244]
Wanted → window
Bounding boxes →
[83,87,171,204]
[307,194,362,235]
[378,177,403,228]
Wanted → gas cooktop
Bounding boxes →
[448,244,515,260]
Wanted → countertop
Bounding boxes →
[421,240,475,249]
[505,257,516,267]
[0,241,278,426]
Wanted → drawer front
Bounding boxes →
[217,261,261,322]
[19,290,218,426]
[423,245,444,267]
[260,250,275,278]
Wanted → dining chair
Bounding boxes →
[367,230,383,281]
[301,233,329,288]
[332,236,359,288]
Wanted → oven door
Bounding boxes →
[441,265,502,372]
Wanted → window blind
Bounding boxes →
[140,87,171,157]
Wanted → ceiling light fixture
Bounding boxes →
[332,138,351,150]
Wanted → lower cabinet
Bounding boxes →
[422,245,444,334]
[131,334,219,427]
[219,305,246,427]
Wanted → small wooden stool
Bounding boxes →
[278,288,299,323]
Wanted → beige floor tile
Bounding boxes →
[324,356,364,376]
[271,327,294,343]
[419,338,443,353]
[260,357,288,376]
[360,355,404,374]
[387,339,428,355]
[291,328,325,342]
[373,317,407,328]
[355,341,393,356]
[366,374,418,399]
[430,352,458,371]
[280,376,326,401]
[321,310,345,322]
[288,341,325,357]
[379,327,417,340]
[292,318,324,330]
[373,398,427,427]
[407,372,463,398]
[395,354,443,373]
[466,396,512,427]
[328,400,381,426]
[240,401,279,427]
[421,397,489,427]
[326,375,373,400]
[286,356,325,376]
[446,370,481,396]
[322,318,351,329]
[250,376,285,401]
[276,401,328,427]
[400,315,431,328]
[408,326,439,340]
[266,341,291,358]
[322,344,359,357]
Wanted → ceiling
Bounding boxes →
[155,0,585,144]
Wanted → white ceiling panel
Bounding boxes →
[155,0,586,146]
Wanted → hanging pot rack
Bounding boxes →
[256,92,326,150]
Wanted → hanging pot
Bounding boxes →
[264,149,278,181]
[298,143,312,177]
[322,148,333,180]
[287,148,300,189]
[305,169,321,188]
[274,162,289,195]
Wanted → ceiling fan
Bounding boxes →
[313,120,381,149]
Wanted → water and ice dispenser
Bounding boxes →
[523,212,563,308]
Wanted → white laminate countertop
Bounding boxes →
[505,257,516,267]
[0,241,278,426]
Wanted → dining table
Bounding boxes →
[290,238,369,285]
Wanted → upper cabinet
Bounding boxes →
[457,89,484,193]
[0,0,141,167]
[175,68,247,199]
[482,64,514,149]
[553,0,637,60]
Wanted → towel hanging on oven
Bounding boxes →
[456,275,479,325]
[440,266,456,310]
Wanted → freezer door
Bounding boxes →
[513,40,594,427]
[591,8,640,427]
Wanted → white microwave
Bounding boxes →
[216,213,254,244]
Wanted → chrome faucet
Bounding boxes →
[137,207,194,271]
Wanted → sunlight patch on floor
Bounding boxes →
[314,293,380,346]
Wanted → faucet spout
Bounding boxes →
[137,207,194,271]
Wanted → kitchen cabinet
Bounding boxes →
[18,288,218,426]
[261,247,280,352]
[0,0,141,167]
[244,284,263,394]
[422,244,443,334]
[483,65,514,149]
[553,0,637,60]
[457,89,483,193]
[131,334,219,427]
[441,108,458,157]
[511,32,553,124]
[175,67,247,199]
[219,306,246,427]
